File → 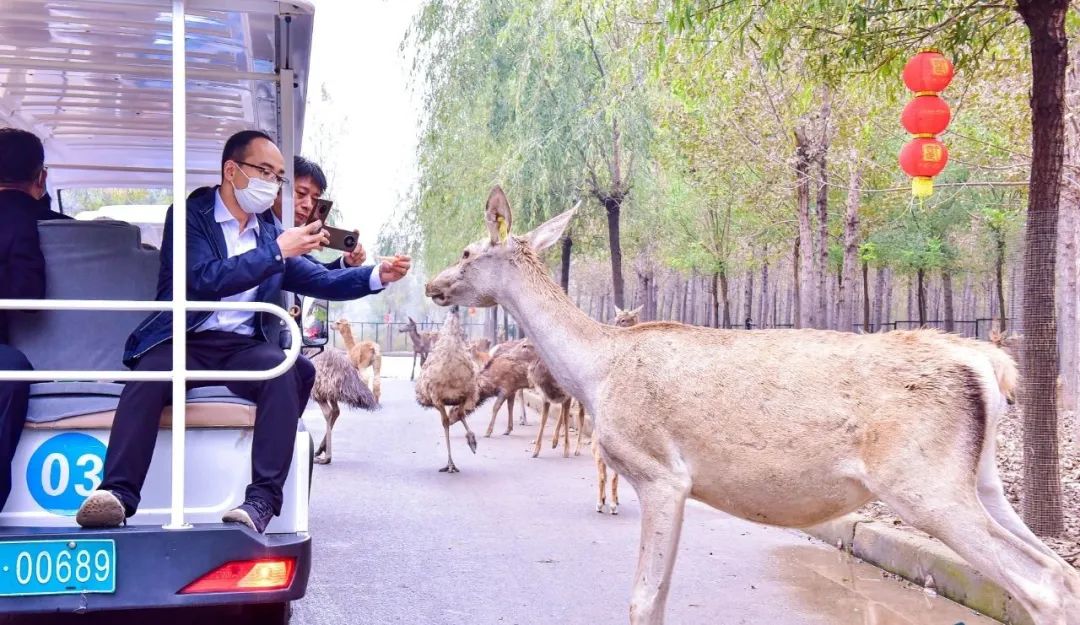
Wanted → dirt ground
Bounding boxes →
[862,408,1080,568]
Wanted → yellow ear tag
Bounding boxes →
[497,215,508,241]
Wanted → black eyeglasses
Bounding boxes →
[234,161,289,187]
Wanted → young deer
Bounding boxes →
[425,186,1080,625]
[401,317,437,381]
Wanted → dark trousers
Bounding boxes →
[0,345,31,511]
[100,331,315,517]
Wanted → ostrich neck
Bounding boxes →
[496,264,611,404]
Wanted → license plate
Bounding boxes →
[0,539,115,597]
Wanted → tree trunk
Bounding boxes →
[916,268,927,327]
[743,271,754,327]
[873,266,885,330]
[862,261,871,332]
[1059,32,1080,424]
[816,149,830,329]
[794,128,815,329]
[604,197,626,309]
[995,230,1008,332]
[559,231,572,293]
[942,270,955,333]
[759,250,770,329]
[1016,0,1067,535]
[838,158,861,333]
[712,271,721,329]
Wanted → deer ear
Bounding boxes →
[525,202,579,254]
[629,306,643,316]
[613,306,624,315]
[485,186,512,245]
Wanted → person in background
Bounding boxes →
[76,130,410,533]
[267,156,366,270]
[0,128,56,510]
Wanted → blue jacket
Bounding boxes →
[123,186,380,367]
[0,190,47,344]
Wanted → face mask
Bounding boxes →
[231,166,279,214]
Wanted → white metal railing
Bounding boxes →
[0,300,302,382]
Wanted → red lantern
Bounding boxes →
[902,50,954,93]
[901,95,952,136]
[899,137,948,177]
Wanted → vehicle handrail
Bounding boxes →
[0,299,302,382]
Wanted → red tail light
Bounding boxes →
[179,558,296,594]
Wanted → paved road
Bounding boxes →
[292,357,997,625]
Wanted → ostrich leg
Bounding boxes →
[436,404,458,473]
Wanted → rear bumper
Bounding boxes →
[0,524,310,614]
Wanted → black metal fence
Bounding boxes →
[331,321,522,353]
[334,317,1008,353]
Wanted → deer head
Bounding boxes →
[425,186,576,308]
[612,306,643,328]
[400,316,418,334]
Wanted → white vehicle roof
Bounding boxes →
[0,0,315,190]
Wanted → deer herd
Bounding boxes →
[324,185,1079,625]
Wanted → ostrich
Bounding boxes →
[415,306,480,473]
[333,318,382,403]
[310,349,378,464]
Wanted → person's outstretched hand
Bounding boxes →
[379,255,412,284]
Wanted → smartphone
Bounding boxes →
[306,198,357,252]
[325,226,359,253]
[306,198,333,225]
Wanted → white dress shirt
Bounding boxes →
[195,191,262,336]
[271,212,385,291]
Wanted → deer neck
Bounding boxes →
[495,257,612,404]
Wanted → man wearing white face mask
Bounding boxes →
[76,130,412,534]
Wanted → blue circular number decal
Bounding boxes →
[26,433,107,516]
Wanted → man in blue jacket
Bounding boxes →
[76,130,410,532]
[0,128,55,511]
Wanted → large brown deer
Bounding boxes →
[425,186,1080,625]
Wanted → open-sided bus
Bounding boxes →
[0,1,321,620]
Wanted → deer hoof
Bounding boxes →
[466,432,478,454]
[314,455,330,465]
[596,503,604,513]
[503,429,512,436]
[610,505,619,516]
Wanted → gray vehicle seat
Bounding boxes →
[7,220,255,429]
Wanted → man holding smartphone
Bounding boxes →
[76,131,411,533]
[267,156,366,270]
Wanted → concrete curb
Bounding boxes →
[806,514,1033,625]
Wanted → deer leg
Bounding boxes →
[314,400,332,464]
[628,476,691,625]
[573,402,585,456]
[560,400,571,458]
[870,474,1077,625]
[504,392,516,435]
[435,405,458,473]
[594,443,607,513]
[531,402,550,458]
[485,394,506,437]
[550,407,564,449]
[410,352,417,381]
[518,389,528,425]
[611,471,620,516]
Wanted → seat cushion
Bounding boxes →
[27,382,256,429]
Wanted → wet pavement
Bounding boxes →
[292,357,999,625]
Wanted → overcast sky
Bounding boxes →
[302,0,425,253]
